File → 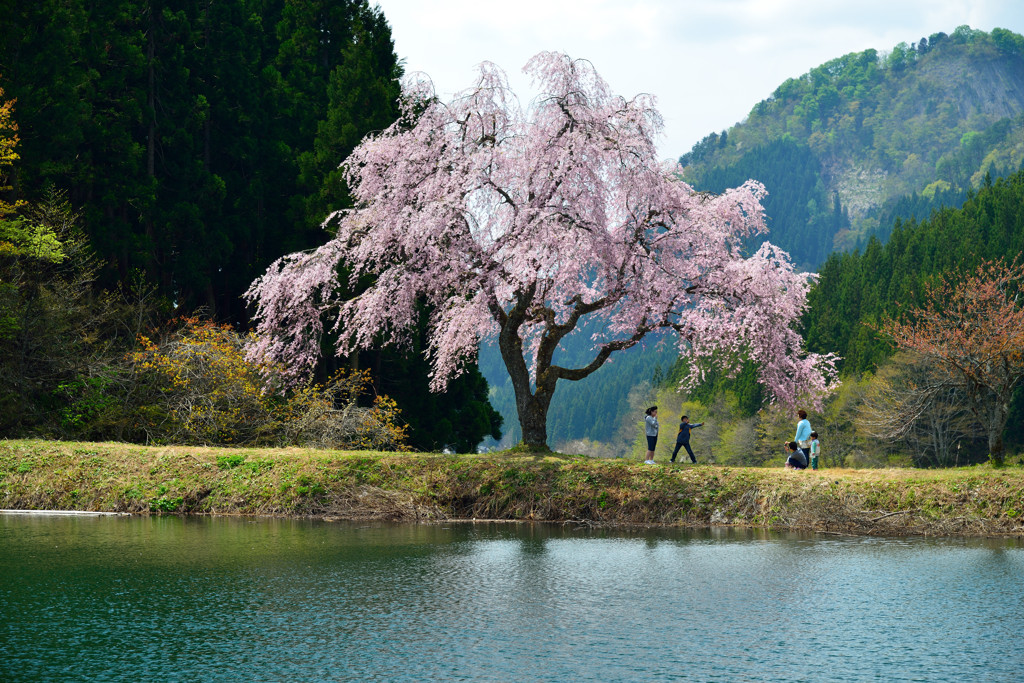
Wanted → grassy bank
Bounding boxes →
[2,439,1024,537]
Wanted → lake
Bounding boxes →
[1,514,1022,681]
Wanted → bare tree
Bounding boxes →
[859,351,978,466]
[876,259,1024,465]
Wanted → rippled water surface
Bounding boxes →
[2,515,1022,681]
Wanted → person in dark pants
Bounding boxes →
[670,415,704,463]
[784,441,807,470]
[644,406,659,464]
[809,431,820,470]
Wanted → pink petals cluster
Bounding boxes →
[246,52,837,406]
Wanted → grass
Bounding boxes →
[2,439,1023,537]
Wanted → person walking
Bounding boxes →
[644,406,659,464]
[793,409,813,465]
[670,415,704,463]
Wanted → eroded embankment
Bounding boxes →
[2,440,1023,536]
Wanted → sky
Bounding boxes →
[373,0,1024,159]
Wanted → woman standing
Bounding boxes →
[793,409,813,465]
[644,406,659,464]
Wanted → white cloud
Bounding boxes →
[374,0,1024,157]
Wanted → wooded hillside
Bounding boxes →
[681,26,1024,269]
[805,168,1024,377]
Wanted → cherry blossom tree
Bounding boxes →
[246,52,838,450]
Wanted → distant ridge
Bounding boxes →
[680,26,1024,269]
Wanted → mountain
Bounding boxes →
[680,26,1024,270]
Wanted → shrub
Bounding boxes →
[126,318,280,444]
[277,370,408,450]
[124,317,408,450]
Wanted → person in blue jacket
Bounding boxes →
[793,409,813,464]
[670,415,704,463]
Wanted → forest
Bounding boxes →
[1,0,402,320]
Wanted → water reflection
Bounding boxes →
[1,516,1022,681]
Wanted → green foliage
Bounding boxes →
[805,167,1024,376]
[374,310,502,453]
[216,454,246,470]
[150,495,184,513]
[865,183,969,246]
[667,353,766,418]
[56,374,122,436]
[0,189,148,434]
[0,217,65,264]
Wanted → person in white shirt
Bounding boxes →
[643,406,659,464]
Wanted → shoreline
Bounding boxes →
[3,439,1023,538]
[0,509,130,516]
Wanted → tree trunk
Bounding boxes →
[496,303,553,451]
[491,286,630,451]
[984,397,1007,466]
[989,434,1005,466]
[968,383,1009,466]
[988,418,1006,466]
[504,361,555,451]
[517,393,551,451]
[145,7,159,288]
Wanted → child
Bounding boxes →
[670,415,704,464]
[784,441,807,470]
[809,431,820,470]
